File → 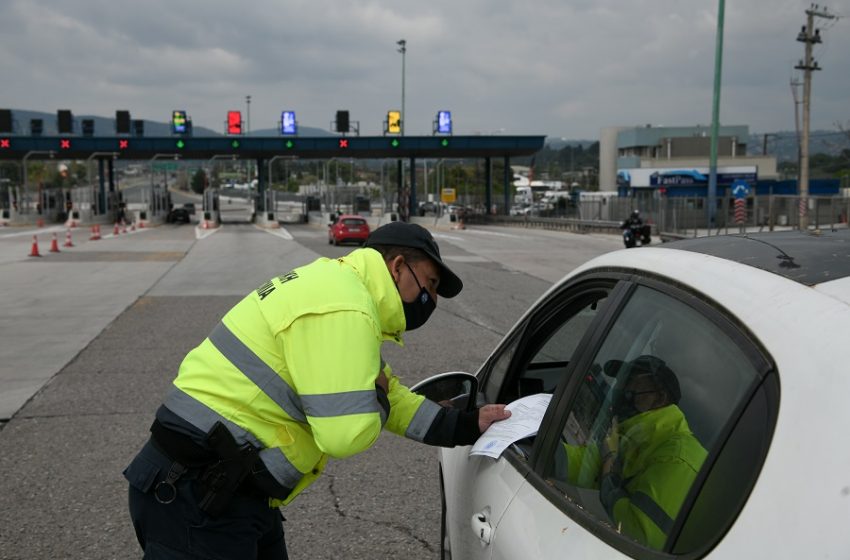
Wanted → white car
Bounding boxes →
[414,229,850,559]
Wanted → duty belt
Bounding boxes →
[149,420,267,515]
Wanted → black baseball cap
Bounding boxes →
[603,355,682,404]
[365,221,463,298]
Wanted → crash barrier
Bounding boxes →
[465,214,628,235]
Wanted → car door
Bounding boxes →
[487,274,776,559]
[442,277,618,560]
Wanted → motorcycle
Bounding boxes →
[622,224,652,248]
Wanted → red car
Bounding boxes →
[328,214,370,246]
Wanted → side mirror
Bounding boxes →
[410,372,478,412]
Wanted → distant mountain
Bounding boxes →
[546,138,596,150]
[2,109,334,137]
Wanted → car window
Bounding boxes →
[543,284,763,552]
[342,218,365,226]
[490,287,612,406]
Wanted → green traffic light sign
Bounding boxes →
[231,140,240,149]
[391,138,400,148]
[176,139,185,149]
[285,140,294,149]
[441,138,449,147]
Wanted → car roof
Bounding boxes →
[663,229,850,286]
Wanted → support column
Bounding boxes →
[396,159,404,221]
[256,158,266,214]
[98,158,106,215]
[409,157,417,217]
[485,157,492,214]
[503,156,511,215]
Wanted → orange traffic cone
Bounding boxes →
[49,233,61,253]
[121,220,128,234]
[131,222,136,232]
[202,220,209,229]
[138,220,145,229]
[113,222,120,235]
[63,229,74,248]
[36,218,44,228]
[29,235,42,257]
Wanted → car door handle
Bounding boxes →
[471,511,492,545]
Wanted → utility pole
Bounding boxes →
[795,4,835,230]
[790,78,803,186]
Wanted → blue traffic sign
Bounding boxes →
[731,180,750,199]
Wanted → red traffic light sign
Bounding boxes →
[119,139,129,150]
[339,139,349,149]
[0,139,10,149]
[60,139,71,149]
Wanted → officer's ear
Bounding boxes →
[387,254,405,284]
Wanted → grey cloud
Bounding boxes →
[1,0,847,138]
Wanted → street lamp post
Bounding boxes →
[397,40,406,136]
[707,0,726,232]
[245,95,251,136]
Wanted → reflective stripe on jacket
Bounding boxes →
[563,405,707,549]
[164,248,436,506]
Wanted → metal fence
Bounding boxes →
[465,194,850,238]
[653,195,850,237]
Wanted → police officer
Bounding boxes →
[124,221,511,559]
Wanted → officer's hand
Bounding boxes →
[478,404,511,433]
[375,371,389,394]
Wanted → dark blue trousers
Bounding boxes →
[125,441,288,559]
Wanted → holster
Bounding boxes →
[197,422,260,517]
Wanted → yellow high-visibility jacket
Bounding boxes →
[562,405,707,549]
[161,248,443,506]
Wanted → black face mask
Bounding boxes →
[610,388,639,420]
[400,263,436,331]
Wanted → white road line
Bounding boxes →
[0,225,66,239]
[255,225,293,240]
[195,223,222,240]
[433,233,466,242]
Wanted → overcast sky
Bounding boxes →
[1,0,847,140]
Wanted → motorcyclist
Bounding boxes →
[621,209,643,230]
[621,210,650,248]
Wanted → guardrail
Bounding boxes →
[464,214,632,235]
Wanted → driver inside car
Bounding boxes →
[554,355,707,549]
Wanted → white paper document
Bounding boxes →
[469,393,553,459]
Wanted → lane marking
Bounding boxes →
[255,225,293,240]
[443,255,489,263]
[0,225,66,239]
[195,223,222,240]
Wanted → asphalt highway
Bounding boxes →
[0,220,621,559]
